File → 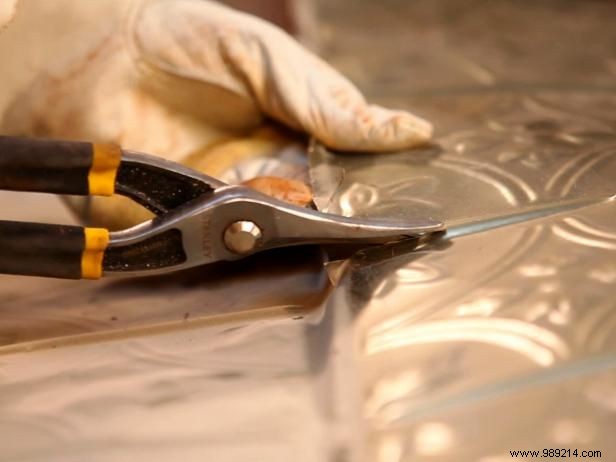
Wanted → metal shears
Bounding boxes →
[0,136,444,279]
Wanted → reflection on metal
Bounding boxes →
[413,421,455,456]
[364,318,569,367]
[553,217,616,250]
[310,89,616,462]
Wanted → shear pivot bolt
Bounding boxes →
[224,220,263,255]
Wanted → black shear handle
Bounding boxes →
[0,136,121,196]
[0,220,109,279]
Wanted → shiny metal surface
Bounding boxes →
[224,220,263,254]
[308,1,616,460]
[1,0,616,461]
[311,128,616,459]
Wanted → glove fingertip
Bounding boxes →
[393,112,433,144]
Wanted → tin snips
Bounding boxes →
[0,136,444,279]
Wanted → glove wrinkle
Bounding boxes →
[131,0,264,131]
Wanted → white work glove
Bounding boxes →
[0,0,432,227]
[132,0,432,151]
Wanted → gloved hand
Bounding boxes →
[0,0,432,228]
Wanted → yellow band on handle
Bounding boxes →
[81,228,110,279]
[89,144,122,196]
